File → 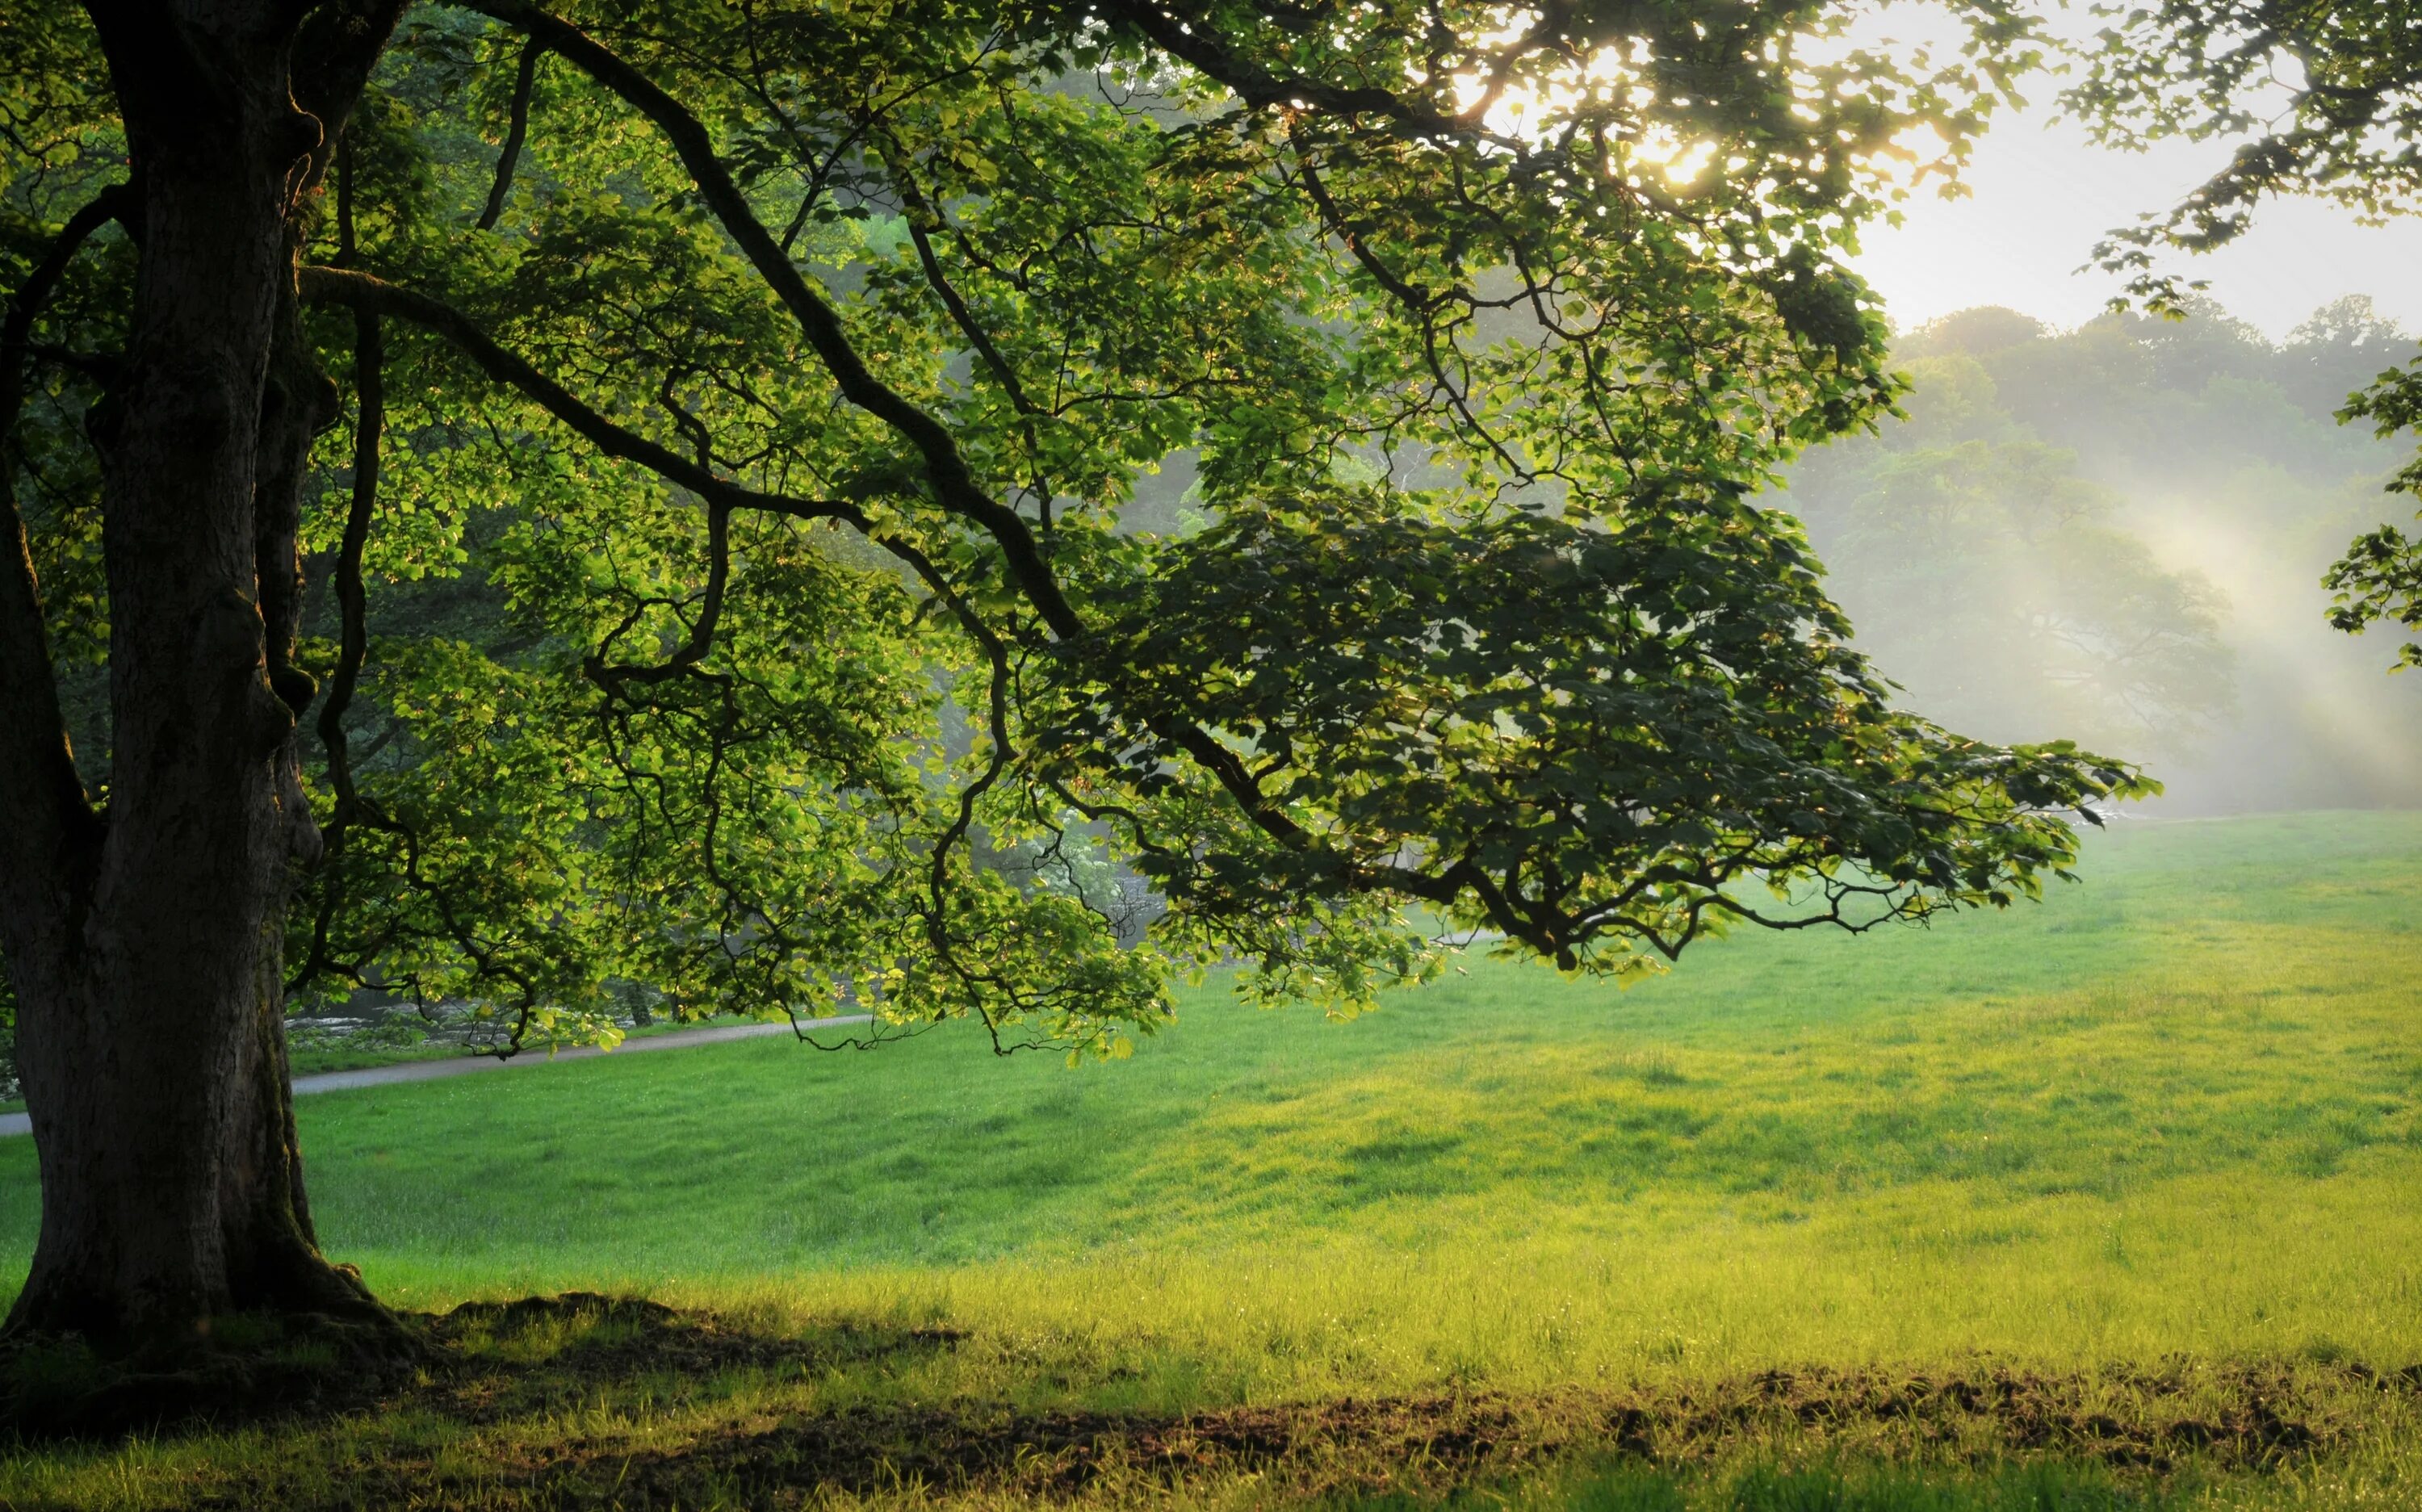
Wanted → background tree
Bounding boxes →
[2065,0,2422,673]
[1781,299,2422,812]
[0,0,2143,1348]
[1782,334,2235,762]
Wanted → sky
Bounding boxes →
[1846,90,2422,342]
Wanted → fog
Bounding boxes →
[1774,300,2422,815]
[1737,2,2421,816]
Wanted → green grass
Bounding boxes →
[0,1011,778,1117]
[1,811,2418,1508]
[279,1008,779,1079]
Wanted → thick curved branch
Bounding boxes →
[300,266,854,527]
[589,501,731,692]
[459,0,1085,639]
[0,183,131,927]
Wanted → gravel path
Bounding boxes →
[0,1014,874,1139]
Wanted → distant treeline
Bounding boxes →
[1780,298,2422,815]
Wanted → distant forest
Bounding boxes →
[1781,297,2422,815]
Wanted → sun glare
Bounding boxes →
[1448,15,1961,199]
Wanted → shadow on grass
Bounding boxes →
[0,1292,958,1443]
[7,1295,2420,1510]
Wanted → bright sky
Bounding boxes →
[1848,89,2422,342]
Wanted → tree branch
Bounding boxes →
[883,144,1041,419]
[1091,0,1484,138]
[298,265,854,528]
[888,155,1057,522]
[586,500,731,693]
[0,182,130,936]
[457,0,1086,639]
[476,36,547,232]
[318,307,382,819]
[297,300,387,990]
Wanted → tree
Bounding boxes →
[2064,0,2422,672]
[0,0,2144,1347]
[1793,298,2422,815]
[1781,340,2236,761]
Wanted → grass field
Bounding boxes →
[1,811,2418,1508]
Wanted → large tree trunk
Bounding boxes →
[1,4,394,1345]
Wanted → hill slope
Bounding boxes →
[8,812,2413,1388]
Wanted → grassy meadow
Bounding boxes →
[1,810,2418,1508]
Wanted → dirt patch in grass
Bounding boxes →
[422,1292,969,1428]
[507,1364,2386,1506]
[119,1295,2419,1510]
[1614,1363,2336,1469]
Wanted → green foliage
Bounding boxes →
[5,0,2141,1053]
[1053,484,2144,987]
[2324,520,2422,672]
[2060,3,2422,674]
[2325,355,2422,671]
[2064,2,2422,283]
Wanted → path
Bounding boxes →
[0,1014,874,1139]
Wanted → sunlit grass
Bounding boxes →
[0,811,2416,1507]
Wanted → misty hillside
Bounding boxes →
[1779,298,2422,815]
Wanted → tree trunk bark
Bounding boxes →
[2,5,388,1346]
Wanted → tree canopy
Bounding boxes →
[1,0,2145,1070]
